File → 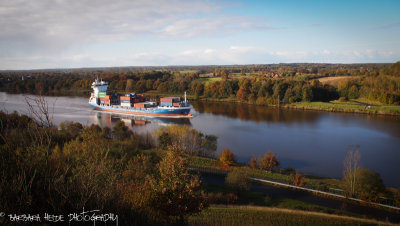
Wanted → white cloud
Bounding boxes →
[160,17,269,38]
[0,0,266,51]
[322,50,331,55]
[1,47,400,69]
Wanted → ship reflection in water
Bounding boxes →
[92,111,191,131]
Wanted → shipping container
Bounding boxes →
[160,98,172,103]
[161,97,181,103]
[134,103,145,108]
[134,103,150,108]
[134,120,146,125]
[160,102,173,107]
[120,102,132,107]
[173,102,180,107]
[120,96,130,101]
[105,95,110,100]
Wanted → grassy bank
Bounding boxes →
[289,100,400,115]
[188,206,391,226]
[188,156,342,192]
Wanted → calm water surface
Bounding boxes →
[1,92,399,187]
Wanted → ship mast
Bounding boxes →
[184,91,187,103]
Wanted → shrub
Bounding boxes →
[225,170,250,191]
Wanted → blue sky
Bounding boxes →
[0,0,399,69]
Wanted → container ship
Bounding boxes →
[88,78,192,117]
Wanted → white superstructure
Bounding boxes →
[91,78,108,97]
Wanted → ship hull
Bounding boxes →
[89,103,192,118]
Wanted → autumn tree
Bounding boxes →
[154,125,217,156]
[293,173,307,187]
[194,82,204,99]
[221,69,229,80]
[149,151,207,224]
[219,148,236,167]
[343,145,361,197]
[249,157,257,169]
[260,151,279,171]
[236,87,248,102]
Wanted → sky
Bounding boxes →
[0,0,399,70]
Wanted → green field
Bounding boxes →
[188,206,385,226]
[231,72,252,76]
[198,76,222,82]
[179,70,198,74]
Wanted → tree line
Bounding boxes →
[0,62,399,105]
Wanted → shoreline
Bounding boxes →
[2,90,400,116]
[195,97,400,116]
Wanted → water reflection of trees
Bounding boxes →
[192,101,321,124]
[193,101,400,138]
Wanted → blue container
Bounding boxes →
[160,102,173,107]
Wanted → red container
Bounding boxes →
[134,103,145,108]
[160,97,176,103]
[173,103,180,107]
[120,96,130,101]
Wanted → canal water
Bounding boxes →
[1,92,399,187]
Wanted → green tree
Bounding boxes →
[158,132,172,149]
[125,79,135,93]
[302,85,313,102]
[356,169,386,202]
[113,121,131,140]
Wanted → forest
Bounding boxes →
[1,62,399,106]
